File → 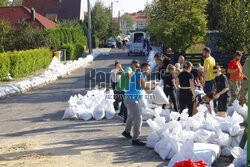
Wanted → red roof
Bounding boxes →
[125,12,148,22]
[113,17,119,23]
[0,6,57,29]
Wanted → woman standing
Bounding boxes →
[176,62,195,116]
[162,65,178,112]
[110,61,123,110]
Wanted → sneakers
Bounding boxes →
[132,139,146,146]
[122,131,132,139]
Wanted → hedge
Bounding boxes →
[47,28,88,50]
[60,43,83,60]
[0,48,52,80]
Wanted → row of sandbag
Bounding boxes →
[62,89,116,121]
[145,101,247,167]
[0,51,108,98]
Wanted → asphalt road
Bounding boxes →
[0,48,231,167]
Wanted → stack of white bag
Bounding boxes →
[0,51,108,98]
[62,89,116,121]
[146,101,247,167]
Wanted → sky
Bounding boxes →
[83,0,153,17]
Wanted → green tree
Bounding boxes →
[10,0,23,6]
[0,0,9,7]
[91,0,112,40]
[217,0,249,53]
[207,0,224,30]
[0,20,13,52]
[146,0,208,53]
[121,15,135,31]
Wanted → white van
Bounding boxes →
[128,32,148,56]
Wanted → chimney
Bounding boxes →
[31,8,36,21]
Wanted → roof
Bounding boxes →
[113,17,119,23]
[0,6,57,29]
[125,12,148,22]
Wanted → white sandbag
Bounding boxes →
[231,147,247,167]
[227,106,235,117]
[142,108,154,121]
[152,86,169,105]
[105,102,116,119]
[221,147,233,157]
[146,131,161,148]
[212,129,232,147]
[168,140,202,167]
[79,111,93,121]
[154,139,174,160]
[170,112,181,121]
[138,90,148,108]
[160,109,170,122]
[62,107,78,119]
[194,143,221,167]
[194,129,216,143]
[147,119,161,132]
[236,104,248,122]
[93,105,105,120]
[184,117,202,131]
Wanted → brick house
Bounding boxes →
[0,6,57,29]
[122,12,148,32]
[23,0,84,21]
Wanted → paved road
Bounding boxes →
[0,49,168,167]
[0,49,231,167]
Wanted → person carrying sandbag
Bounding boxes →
[121,63,157,146]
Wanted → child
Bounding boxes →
[193,92,214,115]
[213,65,230,118]
[162,64,178,112]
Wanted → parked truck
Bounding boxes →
[128,32,149,56]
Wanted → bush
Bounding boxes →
[0,54,10,80]
[0,48,52,80]
[60,43,83,60]
[48,28,87,50]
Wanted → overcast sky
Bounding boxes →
[83,0,153,17]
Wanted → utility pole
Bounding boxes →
[111,1,119,38]
[87,0,92,54]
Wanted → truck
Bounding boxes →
[128,32,148,56]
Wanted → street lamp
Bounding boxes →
[111,1,119,38]
[87,0,92,54]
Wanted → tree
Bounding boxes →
[146,0,208,53]
[10,0,23,6]
[217,0,248,53]
[91,1,112,40]
[121,15,135,31]
[0,0,9,7]
[207,0,224,30]
[0,20,13,52]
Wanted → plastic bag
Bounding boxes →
[231,147,247,167]
[138,90,148,108]
[194,129,215,143]
[160,109,170,122]
[105,103,116,119]
[146,131,160,148]
[152,86,169,105]
[62,107,78,119]
[79,111,93,121]
[93,105,105,120]
[142,108,154,121]
[168,140,202,167]
[173,159,207,167]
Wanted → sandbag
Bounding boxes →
[152,86,169,105]
[105,103,116,119]
[93,105,105,120]
[142,108,154,121]
[138,90,148,108]
[62,107,78,119]
[79,111,93,121]
[146,131,161,148]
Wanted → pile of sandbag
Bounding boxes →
[0,51,109,98]
[146,101,247,167]
[62,89,116,121]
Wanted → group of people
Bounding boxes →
[154,47,247,118]
[110,47,247,146]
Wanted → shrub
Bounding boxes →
[0,54,10,80]
[48,28,87,50]
[60,43,83,60]
[0,48,52,80]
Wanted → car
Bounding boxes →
[106,39,116,48]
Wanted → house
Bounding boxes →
[0,6,57,29]
[23,0,84,21]
[122,12,148,31]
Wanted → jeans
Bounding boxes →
[112,82,122,110]
[124,99,142,140]
[120,91,128,123]
[179,89,194,117]
[204,79,214,94]
[164,87,178,112]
